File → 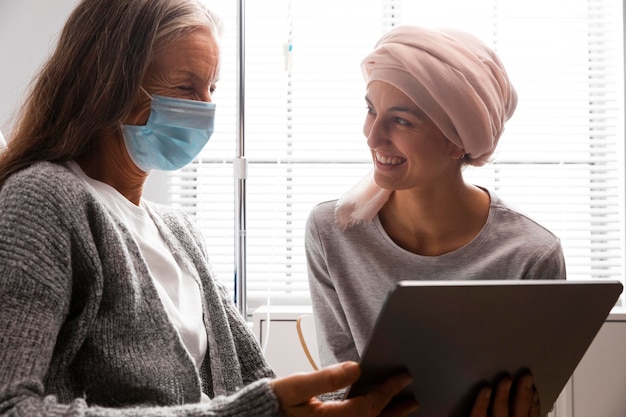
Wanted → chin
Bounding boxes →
[373,174,399,191]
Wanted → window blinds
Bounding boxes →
[169,0,625,315]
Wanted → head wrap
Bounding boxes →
[363,25,517,164]
[335,25,517,229]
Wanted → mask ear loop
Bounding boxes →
[140,86,153,100]
[119,87,153,133]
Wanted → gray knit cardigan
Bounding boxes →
[0,162,280,417]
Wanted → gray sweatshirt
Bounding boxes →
[305,193,566,367]
[0,162,279,417]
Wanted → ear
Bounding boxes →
[447,142,466,160]
[123,87,152,126]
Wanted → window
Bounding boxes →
[167,0,625,316]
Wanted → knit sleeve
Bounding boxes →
[18,379,279,417]
[0,165,84,415]
[214,278,277,384]
[0,165,282,417]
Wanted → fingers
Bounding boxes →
[529,387,541,417]
[490,377,513,417]
[378,396,421,417]
[271,361,361,406]
[469,373,540,417]
[347,372,417,417]
[363,372,416,416]
[271,363,418,417]
[468,386,492,417]
[509,373,535,417]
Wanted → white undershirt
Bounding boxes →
[67,162,208,373]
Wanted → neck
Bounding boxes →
[76,131,148,206]
[378,182,490,256]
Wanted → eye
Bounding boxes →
[176,86,194,93]
[365,105,376,116]
[393,117,410,126]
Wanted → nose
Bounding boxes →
[364,115,387,149]
[199,90,212,103]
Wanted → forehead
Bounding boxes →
[367,80,415,105]
[148,27,220,81]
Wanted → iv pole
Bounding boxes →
[234,0,248,318]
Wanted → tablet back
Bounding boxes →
[345,279,623,417]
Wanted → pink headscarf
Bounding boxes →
[335,25,517,229]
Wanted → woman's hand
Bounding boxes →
[270,361,419,417]
[470,373,541,417]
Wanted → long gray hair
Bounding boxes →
[0,0,222,187]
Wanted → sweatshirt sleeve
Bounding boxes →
[524,238,567,281]
[304,205,360,367]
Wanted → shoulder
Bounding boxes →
[480,190,566,279]
[1,161,92,211]
[4,161,79,190]
[305,199,341,250]
[306,199,339,233]
[305,198,382,251]
[308,199,338,221]
[488,190,560,240]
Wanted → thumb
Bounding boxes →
[271,361,361,406]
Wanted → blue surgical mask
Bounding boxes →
[122,90,216,172]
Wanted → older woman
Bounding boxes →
[305,25,564,414]
[0,0,422,416]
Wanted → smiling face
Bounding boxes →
[125,26,221,126]
[363,80,465,191]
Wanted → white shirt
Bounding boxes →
[67,162,208,373]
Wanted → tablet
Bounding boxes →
[344,279,623,417]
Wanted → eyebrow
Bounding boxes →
[365,95,426,118]
[179,68,219,85]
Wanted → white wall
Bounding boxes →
[568,313,626,417]
[0,0,79,134]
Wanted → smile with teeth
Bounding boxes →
[376,152,406,166]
